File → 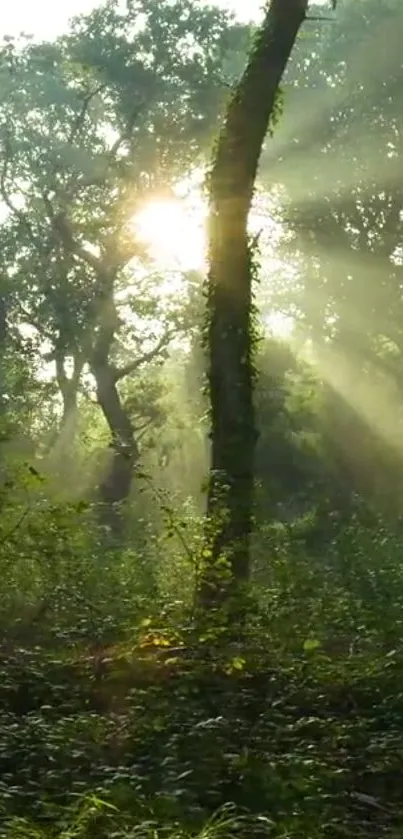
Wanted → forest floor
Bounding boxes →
[1,622,403,839]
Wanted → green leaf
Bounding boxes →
[231,656,245,670]
[140,617,152,628]
[303,638,321,653]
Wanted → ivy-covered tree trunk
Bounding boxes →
[200,0,309,606]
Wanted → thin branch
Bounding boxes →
[70,105,145,191]
[114,332,172,382]
[0,478,35,567]
[68,84,106,145]
[41,191,104,274]
[133,418,155,441]
[107,105,145,161]
[137,470,196,568]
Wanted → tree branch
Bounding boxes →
[71,104,145,191]
[114,331,172,382]
[41,190,105,275]
[107,105,145,161]
[68,84,106,145]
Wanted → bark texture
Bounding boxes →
[202,0,309,603]
[90,293,140,542]
[94,365,140,539]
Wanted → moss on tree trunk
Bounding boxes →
[200,0,309,608]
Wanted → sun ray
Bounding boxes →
[313,343,403,468]
[134,196,207,273]
[132,185,298,341]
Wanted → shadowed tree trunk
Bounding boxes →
[94,364,140,540]
[38,217,169,544]
[200,0,309,608]
[89,291,139,542]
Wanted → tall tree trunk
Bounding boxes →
[93,361,140,542]
[88,289,138,542]
[200,0,309,607]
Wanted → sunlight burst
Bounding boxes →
[133,188,295,340]
[134,196,207,273]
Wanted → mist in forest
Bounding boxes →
[1,0,403,836]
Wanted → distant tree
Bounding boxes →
[0,0,248,539]
[269,0,403,512]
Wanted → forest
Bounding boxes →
[1,0,403,835]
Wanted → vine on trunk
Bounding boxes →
[199,0,310,616]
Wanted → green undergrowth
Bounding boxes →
[1,800,252,839]
[2,617,403,839]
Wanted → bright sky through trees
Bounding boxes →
[0,0,322,341]
[1,0,263,39]
[1,0,329,37]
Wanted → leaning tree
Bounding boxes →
[200,0,315,611]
